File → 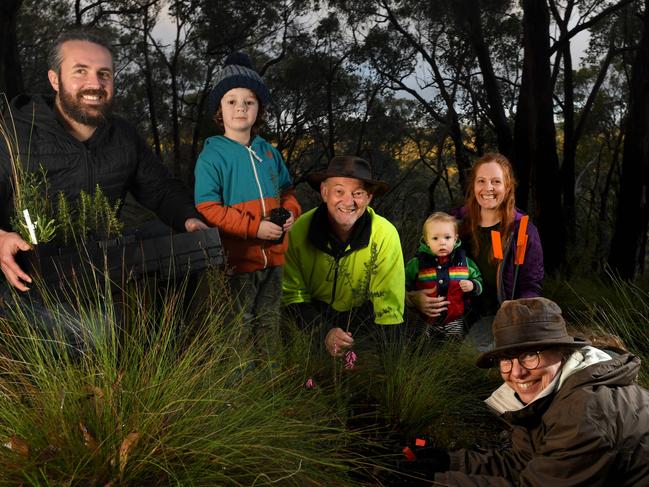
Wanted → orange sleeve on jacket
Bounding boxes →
[280,188,301,219]
[196,201,261,239]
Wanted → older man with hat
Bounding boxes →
[401,297,649,486]
[282,155,404,357]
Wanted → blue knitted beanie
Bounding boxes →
[207,52,270,115]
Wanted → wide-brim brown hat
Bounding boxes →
[306,155,389,197]
[476,297,589,368]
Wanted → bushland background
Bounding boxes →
[1,2,649,484]
[1,0,648,281]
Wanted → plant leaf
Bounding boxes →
[119,431,140,475]
[79,421,98,452]
[4,435,30,457]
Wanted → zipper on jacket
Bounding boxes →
[246,145,268,268]
[85,147,94,196]
[246,145,267,217]
[329,256,341,307]
[497,229,515,303]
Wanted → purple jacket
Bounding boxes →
[451,206,544,303]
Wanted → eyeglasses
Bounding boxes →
[498,351,542,373]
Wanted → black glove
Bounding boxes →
[395,442,450,485]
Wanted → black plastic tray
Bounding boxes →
[18,227,223,289]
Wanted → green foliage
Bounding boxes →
[56,192,72,245]
[560,273,649,387]
[9,165,59,244]
[376,337,501,448]
[10,181,124,246]
[76,185,124,241]
[0,270,371,486]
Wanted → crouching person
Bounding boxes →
[401,297,649,486]
[282,156,405,357]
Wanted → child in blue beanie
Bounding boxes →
[194,52,301,357]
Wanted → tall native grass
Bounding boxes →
[0,265,377,485]
[284,323,503,452]
[565,273,649,387]
[375,335,501,449]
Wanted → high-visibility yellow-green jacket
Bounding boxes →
[282,204,404,324]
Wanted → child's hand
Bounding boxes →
[257,220,283,240]
[459,280,474,292]
[283,211,295,232]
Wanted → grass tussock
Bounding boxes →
[0,270,372,486]
[376,337,501,448]
[562,273,649,387]
[3,247,611,483]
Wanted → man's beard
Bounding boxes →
[58,80,112,127]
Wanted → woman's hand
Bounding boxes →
[407,290,449,318]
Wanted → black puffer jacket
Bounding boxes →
[0,94,199,233]
[436,348,649,486]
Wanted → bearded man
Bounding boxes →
[0,28,206,291]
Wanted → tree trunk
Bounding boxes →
[169,63,182,177]
[556,5,577,239]
[448,111,471,191]
[382,3,470,189]
[191,64,216,167]
[609,0,649,279]
[0,0,24,100]
[325,71,336,160]
[142,9,162,159]
[454,0,513,159]
[512,0,565,273]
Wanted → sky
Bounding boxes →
[151,3,593,102]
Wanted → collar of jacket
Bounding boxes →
[486,346,614,423]
[307,203,372,258]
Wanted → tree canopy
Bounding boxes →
[1,0,647,278]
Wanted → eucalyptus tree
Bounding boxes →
[263,9,390,175]
[510,0,565,270]
[0,0,24,99]
[338,0,479,190]
[609,0,649,278]
[14,0,72,94]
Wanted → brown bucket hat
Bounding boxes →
[306,155,389,197]
[476,297,589,368]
